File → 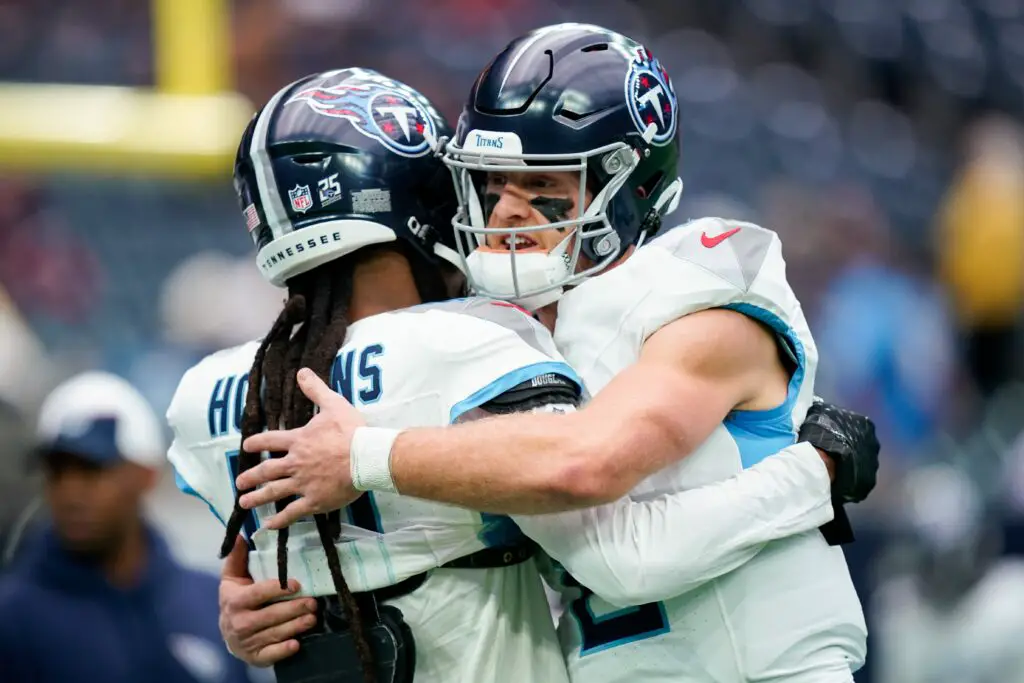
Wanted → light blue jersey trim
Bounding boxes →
[448,360,582,423]
[722,303,806,469]
[174,469,226,526]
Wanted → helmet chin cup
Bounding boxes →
[465,247,572,309]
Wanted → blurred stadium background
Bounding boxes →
[1,0,1023,681]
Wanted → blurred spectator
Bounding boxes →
[937,115,1024,398]
[1,1,1024,680]
[812,187,956,465]
[872,464,1024,683]
[0,372,255,683]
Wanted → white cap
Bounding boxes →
[35,371,165,469]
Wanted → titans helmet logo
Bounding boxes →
[624,46,678,146]
[287,79,437,158]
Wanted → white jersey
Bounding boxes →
[548,218,867,683]
[167,297,573,683]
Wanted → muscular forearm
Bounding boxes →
[390,409,614,514]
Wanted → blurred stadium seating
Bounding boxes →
[1,1,1023,681]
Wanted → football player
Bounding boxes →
[170,67,872,683]
[238,25,874,683]
[169,67,569,683]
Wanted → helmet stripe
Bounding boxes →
[249,80,297,240]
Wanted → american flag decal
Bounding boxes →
[242,203,260,233]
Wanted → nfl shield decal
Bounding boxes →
[624,46,677,146]
[288,184,313,213]
[286,75,437,158]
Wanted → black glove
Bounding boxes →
[798,401,879,503]
[797,401,880,545]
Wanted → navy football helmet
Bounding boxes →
[234,68,461,287]
[443,23,683,307]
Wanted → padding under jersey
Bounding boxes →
[470,372,581,417]
[549,218,867,683]
[166,296,582,596]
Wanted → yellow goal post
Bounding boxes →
[0,0,253,178]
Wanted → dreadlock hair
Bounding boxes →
[217,245,418,683]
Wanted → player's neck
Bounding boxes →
[349,250,422,322]
[536,302,558,333]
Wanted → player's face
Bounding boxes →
[481,170,593,263]
[43,452,149,558]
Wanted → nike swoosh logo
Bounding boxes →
[700,227,741,248]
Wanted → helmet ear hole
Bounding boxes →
[291,153,331,167]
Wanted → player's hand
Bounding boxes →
[798,401,879,504]
[237,368,365,528]
[219,536,318,667]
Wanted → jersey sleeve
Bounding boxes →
[513,441,834,607]
[165,345,256,528]
[166,367,226,526]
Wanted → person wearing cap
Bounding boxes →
[0,371,256,683]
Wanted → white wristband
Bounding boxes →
[350,427,400,493]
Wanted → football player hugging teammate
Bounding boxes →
[224,24,881,683]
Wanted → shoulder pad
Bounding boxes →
[479,372,581,415]
[400,297,556,356]
[651,218,778,292]
[166,341,258,437]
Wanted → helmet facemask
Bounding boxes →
[444,134,640,311]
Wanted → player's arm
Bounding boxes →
[513,441,831,606]
[466,373,837,606]
[388,308,778,513]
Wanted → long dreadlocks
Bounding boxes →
[219,250,377,683]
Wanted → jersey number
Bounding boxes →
[570,587,669,655]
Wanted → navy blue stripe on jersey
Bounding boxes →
[722,302,806,469]
[449,361,582,423]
